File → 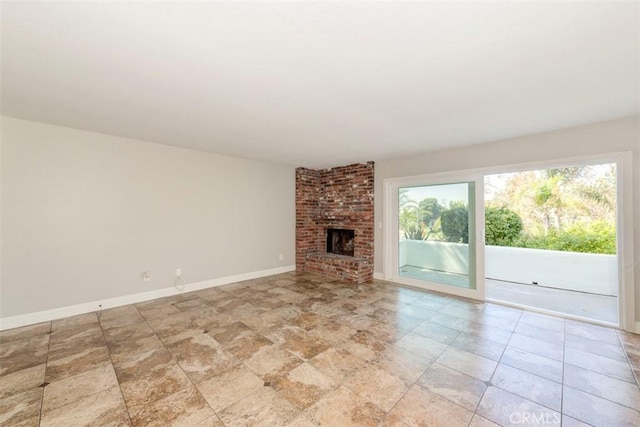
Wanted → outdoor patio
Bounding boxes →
[399,266,618,324]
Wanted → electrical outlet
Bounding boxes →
[142,271,151,281]
[176,268,182,276]
[278,253,283,261]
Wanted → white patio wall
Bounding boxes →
[399,240,617,296]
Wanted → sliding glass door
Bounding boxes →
[386,175,484,300]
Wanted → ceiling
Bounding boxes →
[2,1,639,168]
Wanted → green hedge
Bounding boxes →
[514,221,616,254]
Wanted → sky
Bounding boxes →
[400,182,470,207]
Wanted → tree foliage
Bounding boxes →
[398,165,616,254]
[485,207,523,246]
[440,205,469,243]
[485,164,616,254]
[515,221,615,254]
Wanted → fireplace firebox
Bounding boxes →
[326,228,355,257]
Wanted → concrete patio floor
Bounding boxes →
[486,278,618,324]
[399,266,618,324]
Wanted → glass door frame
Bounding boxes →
[382,151,634,332]
[384,171,486,301]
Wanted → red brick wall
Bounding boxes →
[295,162,374,282]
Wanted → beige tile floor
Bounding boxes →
[1,271,639,426]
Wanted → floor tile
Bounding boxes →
[168,332,239,383]
[289,311,324,331]
[417,363,486,411]
[42,363,119,412]
[272,362,337,409]
[307,319,356,343]
[436,347,497,382]
[227,331,276,360]
[508,333,564,361]
[387,384,474,427]
[0,342,48,377]
[45,345,111,382]
[103,322,158,356]
[51,313,99,332]
[411,320,461,345]
[519,312,565,332]
[309,347,368,383]
[196,364,264,412]
[429,312,477,332]
[48,323,102,348]
[0,388,42,426]
[565,332,627,362]
[561,414,592,427]
[40,385,129,427]
[565,319,620,344]
[209,321,253,345]
[394,332,449,360]
[500,347,563,382]
[491,364,562,411]
[562,385,640,426]
[470,312,519,332]
[0,364,45,400]
[0,272,637,426]
[146,313,197,343]
[107,334,168,368]
[565,347,636,384]
[482,304,523,322]
[369,308,423,332]
[466,323,513,345]
[336,331,389,361]
[136,303,183,320]
[129,385,214,427]
[410,296,450,311]
[244,344,304,382]
[285,415,317,427]
[477,386,560,427]
[305,385,387,426]
[219,387,301,427]
[0,334,49,360]
[514,322,564,344]
[397,303,436,320]
[450,332,507,361]
[112,346,175,382]
[564,363,640,411]
[469,414,501,427]
[119,361,192,410]
[0,322,50,344]
[98,305,145,330]
[372,346,432,387]
[342,364,407,412]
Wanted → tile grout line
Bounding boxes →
[473,307,526,418]
[37,321,53,427]
[616,330,640,387]
[97,309,136,427]
[135,299,229,426]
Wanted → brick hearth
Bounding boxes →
[295,162,374,283]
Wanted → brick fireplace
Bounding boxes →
[295,162,374,283]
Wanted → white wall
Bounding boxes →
[485,245,617,296]
[0,117,295,319]
[376,116,640,321]
[399,240,617,296]
[400,240,469,275]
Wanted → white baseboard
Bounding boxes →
[373,272,385,280]
[0,265,295,331]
